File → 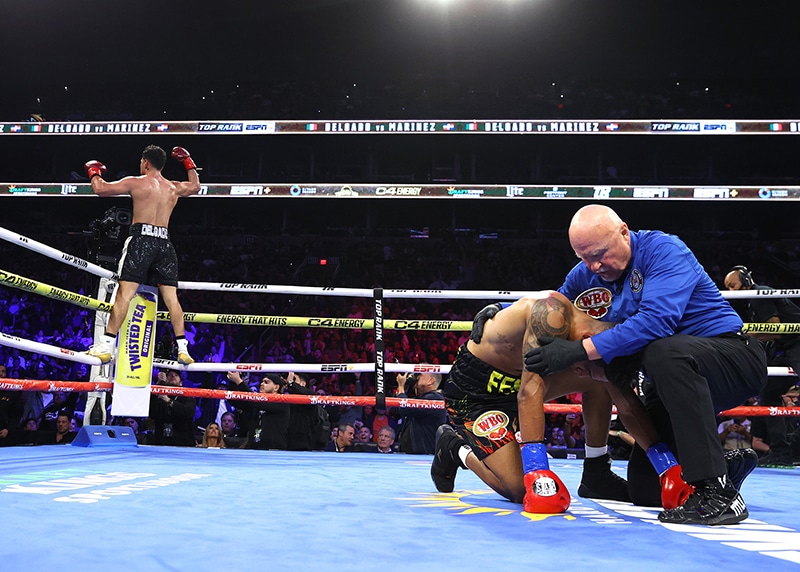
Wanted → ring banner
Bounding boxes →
[374,287,386,410]
[111,286,157,417]
[2,378,797,418]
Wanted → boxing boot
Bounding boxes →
[431,424,468,493]
[176,337,194,365]
[86,334,115,364]
[578,453,631,502]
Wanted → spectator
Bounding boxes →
[719,415,753,451]
[392,371,446,455]
[220,411,247,449]
[227,371,289,450]
[356,425,373,444]
[53,412,77,445]
[0,364,21,447]
[365,405,396,444]
[375,426,396,453]
[286,371,318,451]
[148,370,197,447]
[7,417,43,446]
[325,422,355,452]
[547,425,568,449]
[199,422,225,448]
[724,265,800,467]
[197,374,238,430]
[121,416,148,445]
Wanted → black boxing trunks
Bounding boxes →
[443,343,520,460]
[117,223,179,287]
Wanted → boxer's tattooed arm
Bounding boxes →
[523,296,571,353]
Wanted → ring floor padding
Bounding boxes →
[1,446,798,570]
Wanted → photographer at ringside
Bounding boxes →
[724,265,800,467]
[148,369,197,447]
[286,371,328,451]
[391,371,446,455]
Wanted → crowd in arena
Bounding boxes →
[1,220,799,461]
[2,63,800,462]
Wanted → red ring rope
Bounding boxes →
[3,378,797,417]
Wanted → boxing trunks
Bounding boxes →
[443,343,520,460]
[118,223,179,287]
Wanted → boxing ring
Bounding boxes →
[2,227,800,570]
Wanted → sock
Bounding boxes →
[176,336,188,353]
[457,445,472,469]
[585,445,608,459]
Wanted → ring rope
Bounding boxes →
[6,223,800,300]
[0,226,116,280]
[0,331,103,366]
[2,225,800,422]
[3,266,797,334]
[179,280,535,300]
[150,358,448,375]
[2,378,796,418]
[0,268,474,330]
[1,318,799,376]
[741,323,800,335]
[1,268,113,313]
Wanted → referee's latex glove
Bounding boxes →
[469,302,503,343]
[524,336,587,377]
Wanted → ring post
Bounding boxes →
[111,285,158,417]
[374,288,386,410]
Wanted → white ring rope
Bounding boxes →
[152,358,449,374]
[0,226,116,280]
[1,225,800,380]
[179,280,533,300]
[5,224,800,300]
[0,331,103,366]
[1,330,796,378]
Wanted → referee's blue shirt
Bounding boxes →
[559,230,742,362]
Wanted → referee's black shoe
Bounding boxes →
[756,447,794,468]
[724,448,758,490]
[658,475,748,526]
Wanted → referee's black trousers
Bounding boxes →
[628,333,766,506]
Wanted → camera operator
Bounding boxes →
[392,371,446,455]
[286,371,323,451]
[148,370,197,447]
[725,265,800,467]
[226,371,289,450]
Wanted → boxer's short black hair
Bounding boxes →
[142,145,167,170]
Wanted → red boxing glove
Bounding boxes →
[84,160,107,179]
[171,146,197,171]
[523,470,571,514]
[660,464,694,510]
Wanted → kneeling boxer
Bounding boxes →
[431,292,693,513]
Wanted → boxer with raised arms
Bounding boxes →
[84,145,200,365]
